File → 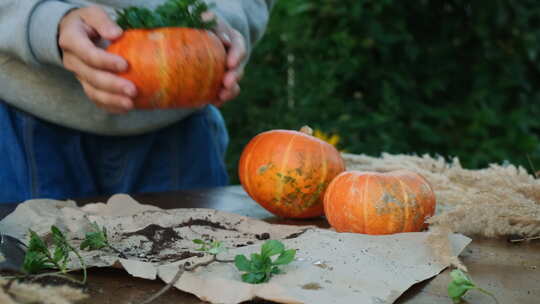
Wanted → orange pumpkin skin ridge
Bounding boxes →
[107,27,226,109]
[323,170,436,235]
[239,130,345,219]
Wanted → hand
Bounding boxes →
[204,12,247,107]
[58,6,136,114]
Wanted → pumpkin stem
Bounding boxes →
[115,0,216,30]
[300,126,313,136]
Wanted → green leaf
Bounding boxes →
[241,272,255,283]
[50,226,73,271]
[208,242,225,255]
[27,230,48,253]
[448,281,475,302]
[262,257,273,274]
[234,255,252,272]
[250,253,265,270]
[235,240,296,285]
[115,0,216,30]
[102,226,108,239]
[53,245,68,263]
[271,266,281,274]
[23,229,60,274]
[208,247,221,255]
[51,226,65,242]
[450,269,473,285]
[22,251,50,274]
[80,234,105,250]
[448,270,477,303]
[23,226,90,283]
[80,223,109,251]
[193,239,226,255]
[273,249,296,265]
[241,272,267,284]
[261,240,284,257]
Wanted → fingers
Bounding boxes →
[58,8,127,72]
[223,69,243,89]
[205,11,246,68]
[219,83,240,103]
[60,32,127,72]
[80,81,133,114]
[64,52,135,112]
[206,12,246,106]
[64,55,136,97]
[213,69,241,106]
[62,43,136,113]
[78,6,123,40]
[226,30,246,69]
[59,6,135,113]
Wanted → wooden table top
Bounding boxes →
[1,186,538,304]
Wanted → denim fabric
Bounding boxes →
[0,101,229,204]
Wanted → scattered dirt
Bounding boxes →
[255,233,270,240]
[124,218,239,253]
[177,218,236,231]
[160,252,204,261]
[232,241,256,248]
[301,282,322,290]
[124,224,183,255]
[119,218,307,264]
[285,229,309,239]
[313,262,329,269]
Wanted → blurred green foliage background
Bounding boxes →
[221,0,540,183]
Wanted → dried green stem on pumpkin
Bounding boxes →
[116,0,216,30]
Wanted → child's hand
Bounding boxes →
[204,12,247,107]
[59,6,136,114]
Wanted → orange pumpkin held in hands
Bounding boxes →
[107,28,226,109]
[323,170,436,235]
[106,0,226,109]
[239,126,346,219]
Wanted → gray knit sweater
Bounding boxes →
[0,0,273,135]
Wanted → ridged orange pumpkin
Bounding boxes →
[239,126,346,219]
[323,170,436,235]
[107,27,226,109]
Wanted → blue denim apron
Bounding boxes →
[0,101,229,203]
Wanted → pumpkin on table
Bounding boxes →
[239,126,346,219]
[323,170,436,235]
[107,0,226,109]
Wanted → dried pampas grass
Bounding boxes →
[343,152,540,265]
[0,278,87,304]
[342,152,540,238]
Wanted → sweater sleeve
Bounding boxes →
[0,0,79,66]
[204,0,275,63]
